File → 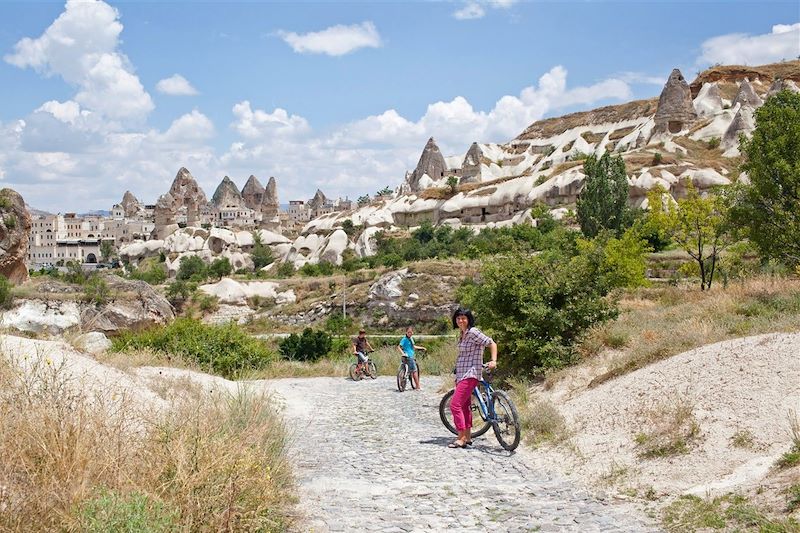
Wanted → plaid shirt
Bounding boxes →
[455,327,493,383]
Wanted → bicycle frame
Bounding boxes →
[470,379,497,423]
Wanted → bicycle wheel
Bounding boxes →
[410,362,420,390]
[367,361,378,379]
[439,389,492,437]
[491,390,521,451]
[397,364,407,391]
[349,363,362,381]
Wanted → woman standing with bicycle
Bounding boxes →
[449,307,497,449]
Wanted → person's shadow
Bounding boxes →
[418,436,516,456]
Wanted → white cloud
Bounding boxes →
[277,21,382,56]
[698,22,800,66]
[157,111,215,143]
[616,71,667,85]
[231,101,311,139]
[454,3,486,20]
[156,74,198,96]
[4,0,153,122]
[453,0,517,20]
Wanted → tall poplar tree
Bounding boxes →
[576,152,630,238]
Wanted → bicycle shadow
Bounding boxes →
[418,436,515,457]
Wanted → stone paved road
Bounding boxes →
[265,375,661,533]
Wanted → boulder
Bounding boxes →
[693,82,723,117]
[73,332,112,354]
[1,300,81,334]
[369,269,407,300]
[198,278,296,306]
[0,189,31,284]
[79,276,175,333]
[319,229,349,265]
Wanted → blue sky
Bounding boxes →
[0,0,798,212]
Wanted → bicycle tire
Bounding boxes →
[349,363,362,381]
[491,390,521,451]
[410,361,420,390]
[367,361,378,379]
[438,389,492,437]
[397,364,407,391]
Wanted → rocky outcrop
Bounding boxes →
[241,175,264,211]
[308,189,328,211]
[198,278,296,306]
[260,177,280,228]
[407,137,447,192]
[153,193,176,239]
[654,69,697,134]
[79,276,175,333]
[693,83,723,117]
[0,189,31,284]
[168,167,208,208]
[211,176,243,208]
[722,105,756,152]
[460,143,484,184]
[732,78,763,108]
[766,78,800,98]
[120,190,143,218]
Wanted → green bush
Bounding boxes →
[127,259,167,285]
[278,328,333,362]
[251,232,274,270]
[324,313,354,335]
[208,257,232,279]
[276,262,295,278]
[0,274,12,308]
[460,249,618,376]
[707,137,721,149]
[3,214,16,229]
[76,490,177,533]
[111,318,275,378]
[176,255,207,281]
[83,276,111,306]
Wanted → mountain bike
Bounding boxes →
[439,365,521,451]
[396,355,421,391]
[349,350,377,381]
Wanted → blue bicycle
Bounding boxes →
[439,366,521,451]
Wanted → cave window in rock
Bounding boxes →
[668,121,683,134]
[86,253,97,263]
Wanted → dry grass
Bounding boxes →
[634,395,701,458]
[509,379,569,446]
[0,350,295,531]
[580,131,607,144]
[608,125,638,141]
[549,160,584,176]
[690,60,800,96]
[551,276,800,390]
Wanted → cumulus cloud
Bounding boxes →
[231,101,311,139]
[4,0,153,122]
[453,0,517,20]
[698,22,800,66]
[156,74,198,96]
[277,21,382,56]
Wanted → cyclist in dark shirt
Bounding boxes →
[352,329,374,371]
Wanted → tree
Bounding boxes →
[99,240,115,262]
[209,257,232,279]
[376,186,392,197]
[632,185,673,252]
[732,90,800,266]
[279,328,333,362]
[669,183,730,291]
[576,152,631,238]
[357,194,370,207]
[176,255,207,281]
[446,176,459,194]
[341,219,356,237]
[251,231,274,270]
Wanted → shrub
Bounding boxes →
[276,261,295,278]
[176,255,207,281]
[111,318,275,378]
[382,253,403,269]
[3,214,16,229]
[208,257,232,279]
[459,250,618,376]
[324,313,353,335]
[707,137,721,149]
[83,276,111,306]
[165,280,195,306]
[446,176,459,194]
[127,259,167,285]
[278,328,333,362]
[0,274,12,308]
[251,232,274,270]
[577,229,651,289]
[652,152,663,165]
[64,261,88,285]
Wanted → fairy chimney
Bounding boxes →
[732,78,763,109]
[654,69,697,134]
[460,142,484,184]
[407,137,448,192]
[241,175,265,211]
[211,176,243,208]
[260,176,280,221]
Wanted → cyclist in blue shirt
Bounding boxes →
[397,326,426,390]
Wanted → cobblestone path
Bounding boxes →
[265,376,660,533]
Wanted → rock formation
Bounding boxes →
[241,175,265,211]
[168,167,208,207]
[308,189,328,211]
[722,105,755,151]
[120,190,143,218]
[212,176,243,208]
[654,69,697,134]
[407,137,447,192]
[153,192,176,239]
[693,83,724,117]
[766,78,800,98]
[732,78,763,109]
[0,189,31,284]
[460,143,484,184]
[260,176,280,228]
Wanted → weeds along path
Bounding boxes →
[263,375,660,533]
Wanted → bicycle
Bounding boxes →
[396,355,421,391]
[349,350,377,381]
[439,364,521,451]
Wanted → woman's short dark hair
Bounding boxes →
[452,307,475,329]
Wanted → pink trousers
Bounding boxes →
[450,378,479,432]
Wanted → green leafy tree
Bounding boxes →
[376,186,393,197]
[208,257,232,279]
[165,279,195,306]
[576,152,631,238]
[357,194,370,207]
[578,229,651,290]
[278,328,333,362]
[251,232,274,270]
[460,250,618,376]
[412,221,435,244]
[446,176,459,194]
[83,276,111,305]
[669,183,731,290]
[176,255,207,281]
[732,89,800,266]
[341,219,356,237]
[632,185,673,252]
[99,240,115,262]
